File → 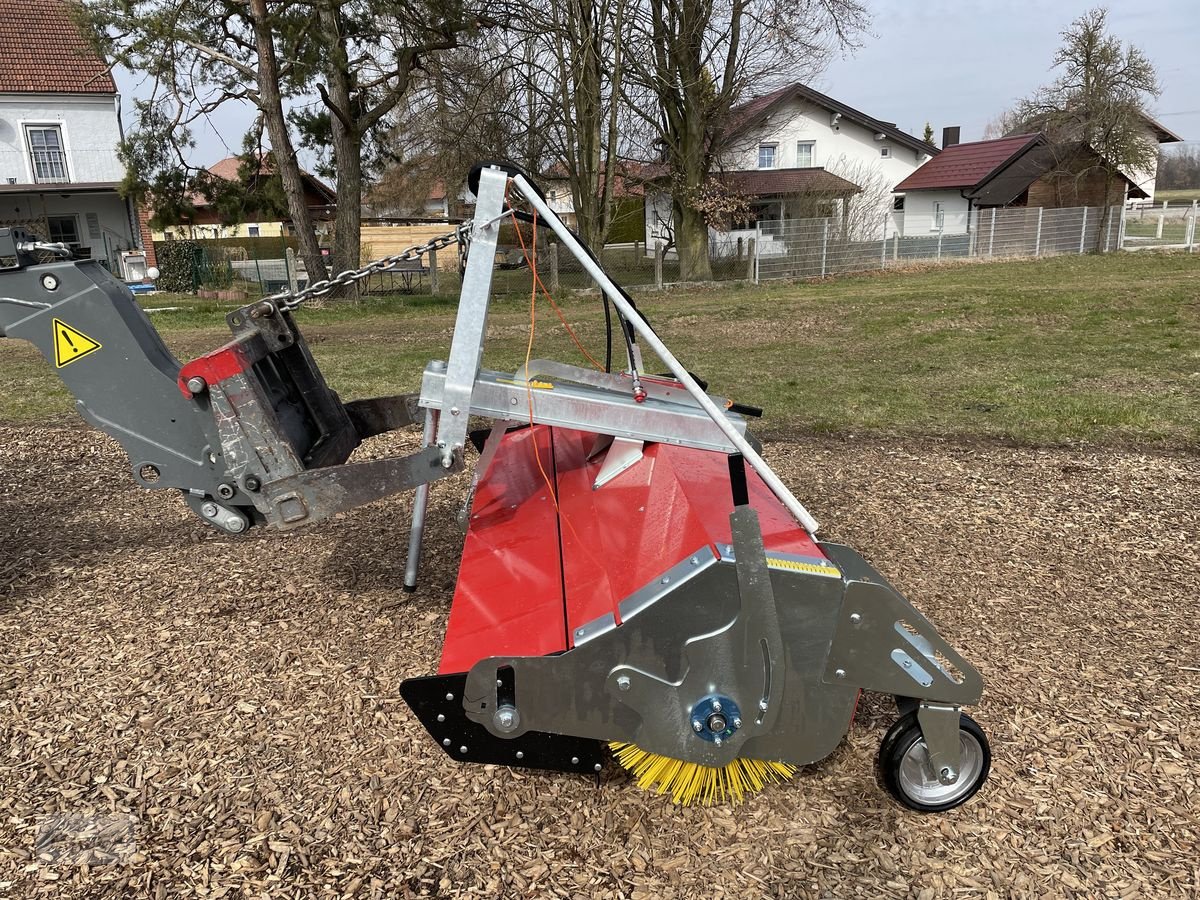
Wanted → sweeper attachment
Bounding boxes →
[0,163,990,810]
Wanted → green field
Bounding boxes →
[2,252,1198,447]
[1154,188,1200,204]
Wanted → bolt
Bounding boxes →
[436,714,445,723]
[201,502,218,518]
[714,735,723,746]
[835,668,846,679]
[459,745,468,754]
[661,577,670,585]
[450,407,460,417]
[691,557,699,565]
[510,397,518,405]
[939,767,958,785]
[711,699,722,714]
[594,763,602,772]
[849,612,862,624]
[225,518,246,534]
[243,475,261,492]
[692,720,703,733]
[493,705,519,733]
[216,483,235,500]
[442,738,451,747]
[515,751,524,760]
[707,713,727,733]
[732,717,742,729]
[571,757,579,765]
[186,376,207,395]
[903,660,912,668]
[617,675,631,692]
[445,692,455,701]
[758,700,768,712]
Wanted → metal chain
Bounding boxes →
[261,222,472,311]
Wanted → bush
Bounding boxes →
[155,241,200,293]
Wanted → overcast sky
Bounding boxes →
[115,0,1198,171]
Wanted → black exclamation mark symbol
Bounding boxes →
[62,328,77,355]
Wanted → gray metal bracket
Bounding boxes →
[819,543,983,705]
[434,165,507,468]
[917,701,965,785]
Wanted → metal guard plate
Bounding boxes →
[399,672,604,775]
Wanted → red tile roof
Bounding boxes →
[719,168,860,197]
[206,155,337,203]
[0,0,116,94]
[894,134,1042,192]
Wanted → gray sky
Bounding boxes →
[116,0,1198,171]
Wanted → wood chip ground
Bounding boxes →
[1,424,1197,898]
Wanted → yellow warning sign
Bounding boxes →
[52,318,102,368]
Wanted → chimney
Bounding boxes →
[942,126,961,148]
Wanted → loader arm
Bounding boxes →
[0,228,457,533]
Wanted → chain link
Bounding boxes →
[261,222,472,311]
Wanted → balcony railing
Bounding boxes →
[31,149,69,183]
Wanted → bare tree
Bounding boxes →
[1013,7,1160,245]
[620,0,867,281]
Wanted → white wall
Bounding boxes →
[0,190,136,264]
[898,190,971,235]
[0,94,124,185]
[720,97,931,190]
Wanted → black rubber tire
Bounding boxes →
[875,710,990,813]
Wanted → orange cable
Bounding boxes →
[509,210,604,372]
[512,210,588,555]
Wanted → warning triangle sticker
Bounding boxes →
[52,318,102,368]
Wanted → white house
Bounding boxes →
[0,0,149,277]
[1125,115,1184,202]
[645,82,939,251]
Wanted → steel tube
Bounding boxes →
[511,173,820,534]
[403,408,439,590]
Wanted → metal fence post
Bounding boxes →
[893,232,899,261]
[1118,205,1127,251]
[820,218,829,276]
[1187,205,1197,253]
[989,208,996,257]
[1034,208,1043,257]
[1156,200,1166,239]
[1078,207,1089,255]
[429,246,439,294]
[747,238,756,283]
[880,214,888,269]
[1104,207,1114,252]
[654,242,663,289]
[285,247,299,293]
[936,223,943,261]
[549,243,559,292]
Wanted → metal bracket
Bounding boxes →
[917,702,963,785]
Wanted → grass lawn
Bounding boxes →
[2,252,1198,447]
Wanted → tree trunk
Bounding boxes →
[674,199,711,282]
[248,0,327,289]
[320,2,362,298]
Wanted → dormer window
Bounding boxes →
[26,126,68,182]
[757,144,777,169]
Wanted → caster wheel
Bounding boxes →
[876,710,990,812]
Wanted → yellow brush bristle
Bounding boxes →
[609,742,797,806]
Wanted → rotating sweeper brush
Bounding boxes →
[0,162,989,811]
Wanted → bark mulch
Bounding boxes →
[1,424,1197,898]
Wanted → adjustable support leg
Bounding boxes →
[403,409,439,592]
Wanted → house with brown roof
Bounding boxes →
[892,132,1149,236]
[644,82,939,252]
[154,155,337,240]
[0,0,151,277]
